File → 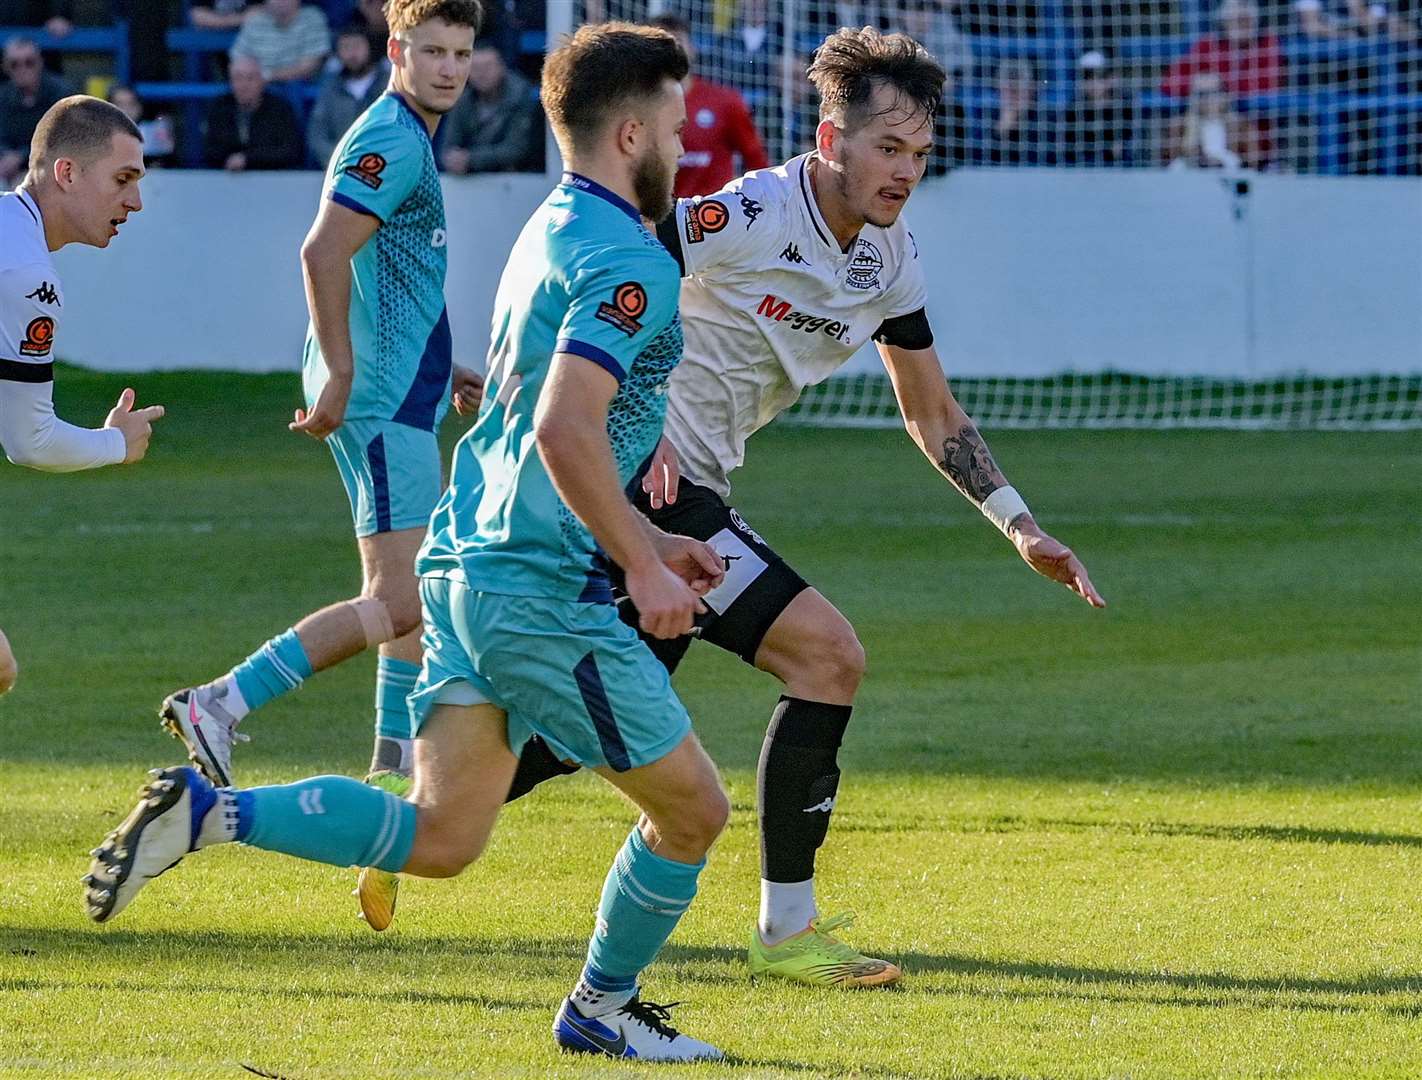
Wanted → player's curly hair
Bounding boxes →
[384,0,483,36]
[808,27,945,132]
[541,22,689,153]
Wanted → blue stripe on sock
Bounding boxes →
[583,828,704,988]
[572,652,631,772]
[580,964,638,993]
[238,776,415,872]
[231,629,311,712]
[368,434,392,534]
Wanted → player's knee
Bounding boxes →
[799,623,866,698]
[660,784,730,855]
[410,810,488,878]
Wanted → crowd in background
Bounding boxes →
[1,0,1420,187]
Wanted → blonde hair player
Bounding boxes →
[155,0,483,930]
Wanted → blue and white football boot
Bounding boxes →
[83,766,221,923]
[553,996,722,1062]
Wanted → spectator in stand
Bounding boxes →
[106,84,176,167]
[900,0,973,79]
[1058,50,1136,166]
[1163,0,1279,170]
[0,36,69,187]
[647,14,767,197]
[190,0,256,30]
[1162,0,1281,99]
[0,1,71,41]
[1295,0,1390,38]
[203,53,304,171]
[1165,70,1262,168]
[307,24,388,168]
[980,57,1047,165]
[230,0,331,83]
[346,0,390,57]
[440,42,541,174]
[707,0,780,99]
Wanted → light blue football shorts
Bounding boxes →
[326,418,442,538]
[408,576,692,772]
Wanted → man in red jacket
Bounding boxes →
[650,13,769,197]
[1161,0,1282,99]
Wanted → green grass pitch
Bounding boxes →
[2,367,1420,1078]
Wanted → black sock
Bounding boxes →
[757,696,852,882]
[505,734,581,802]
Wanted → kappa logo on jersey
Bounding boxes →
[595,280,648,337]
[344,152,387,190]
[684,199,729,244]
[755,294,851,343]
[25,281,59,306]
[779,243,809,266]
[738,192,764,229]
[847,238,884,290]
[19,316,54,357]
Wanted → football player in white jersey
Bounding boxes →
[0,95,165,695]
[507,27,1105,989]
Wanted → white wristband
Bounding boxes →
[981,485,1030,536]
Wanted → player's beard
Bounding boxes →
[633,145,676,224]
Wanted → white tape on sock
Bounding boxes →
[348,597,395,648]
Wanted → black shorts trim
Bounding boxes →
[617,478,810,668]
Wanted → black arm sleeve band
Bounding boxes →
[872,307,934,351]
[0,359,54,383]
[655,212,686,276]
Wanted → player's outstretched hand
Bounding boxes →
[451,365,484,416]
[625,560,705,640]
[1011,524,1106,608]
[641,435,680,510]
[105,387,165,464]
[653,532,726,597]
[289,378,350,440]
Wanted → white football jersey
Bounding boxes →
[0,188,63,374]
[664,153,928,496]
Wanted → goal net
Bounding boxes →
[564,0,1422,430]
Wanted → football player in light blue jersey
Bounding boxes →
[86,23,734,1063]
[156,1,481,856]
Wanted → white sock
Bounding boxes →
[570,977,636,1019]
[759,878,818,946]
[194,788,240,849]
[212,675,250,723]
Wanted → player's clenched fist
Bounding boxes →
[104,386,165,464]
[625,560,704,640]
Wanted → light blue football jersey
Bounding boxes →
[302,91,452,431]
[417,173,683,602]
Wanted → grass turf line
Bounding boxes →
[1,368,1420,1078]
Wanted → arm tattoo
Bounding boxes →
[937,422,1009,507]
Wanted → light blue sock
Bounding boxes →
[375,656,420,741]
[579,828,704,1002]
[229,629,313,713]
[233,775,415,873]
